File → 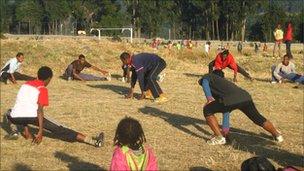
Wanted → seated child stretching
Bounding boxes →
[5,66,104,147]
[110,117,158,171]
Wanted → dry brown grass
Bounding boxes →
[0,38,303,171]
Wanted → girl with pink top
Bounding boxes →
[110,117,158,171]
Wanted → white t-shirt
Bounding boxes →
[11,80,49,118]
[0,58,21,76]
[204,44,210,53]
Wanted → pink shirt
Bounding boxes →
[110,145,158,171]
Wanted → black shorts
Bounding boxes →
[203,100,267,126]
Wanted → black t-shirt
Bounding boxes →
[70,60,92,74]
[199,73,252,106]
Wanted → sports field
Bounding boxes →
[0,38,303,170]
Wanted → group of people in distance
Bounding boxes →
[0,36,300,170]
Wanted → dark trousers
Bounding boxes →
[147,59,166,98]
[0,72,35,83]
[285,40,292,58]
[208,60,251,79]
[203,100,267,127]
[64,64,106,81]
[7,111,78,141]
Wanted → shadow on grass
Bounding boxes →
[54,151,105,171]
[139,106,303,167]
[253,77,271,83]
[110,74,122,80]
[183,73,203,78]
[190,166,213,171]
[229,129,303,167]
[139,106,211,140]
[12,163,32,171]
[87,84,141,97]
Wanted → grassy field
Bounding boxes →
[0,38,303,171]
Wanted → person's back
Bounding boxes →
[11,79,48,118]
[200,73,251,106]
[111,145,157,171]
[110,117,158,171]
[132,53,161,72]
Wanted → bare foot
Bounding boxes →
[22,131,33,140]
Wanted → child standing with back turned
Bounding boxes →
[110,117,158,171]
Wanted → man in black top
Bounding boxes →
[199,70,283,145]
[64,54,110,81]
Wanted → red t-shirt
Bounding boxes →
[214,53,238,74]
[26,80,49,106]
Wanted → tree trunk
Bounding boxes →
[226,19,229,41]
[216,19,220,40]
[212,20,215,40]
[241,18,246,42]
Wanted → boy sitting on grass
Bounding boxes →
[5,66,104,147]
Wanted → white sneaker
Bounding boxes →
[157,73,166,82]
[275,135,284,143]
[68,77,72,81]
[271,81,277,84]
[207,136,226,145]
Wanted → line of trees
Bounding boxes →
[0,0,303,42]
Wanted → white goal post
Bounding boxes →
[90,27,133,43]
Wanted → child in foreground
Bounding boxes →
[110,117,158,171]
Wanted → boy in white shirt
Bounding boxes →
[5,66,104,147]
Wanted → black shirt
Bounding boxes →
[199,73,252,106]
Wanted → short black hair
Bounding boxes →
[114,117,146,150]
[222,50,229,56]
[212,70,225,78]
[38,66,53,80]
[16,52,24,57]
[120,52,130,60]
[78,54,85,59]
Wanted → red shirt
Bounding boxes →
[214,53,238,74]
[284,24,293,41]
[26,80,49,106]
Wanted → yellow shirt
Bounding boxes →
[273,29,284,40]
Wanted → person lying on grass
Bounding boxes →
[5,66,104,147]
[199,70,283,145]
[271,54,304,84]
[0,52,35,84]
[120,52,168,103]
[110,117,158,170]
[64,54,110,81]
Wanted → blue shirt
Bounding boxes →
[131,53,162,91]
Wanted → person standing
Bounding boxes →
[284,22,293,58]
[273,24,284,57]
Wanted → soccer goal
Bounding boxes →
[90,27,133,43]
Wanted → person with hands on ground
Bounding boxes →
[208,49,253,82]
[199,70,283,145]
[5,66,104,147]
[120,52,168,103]
[0,52,35,84]
[64,54,110,81]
